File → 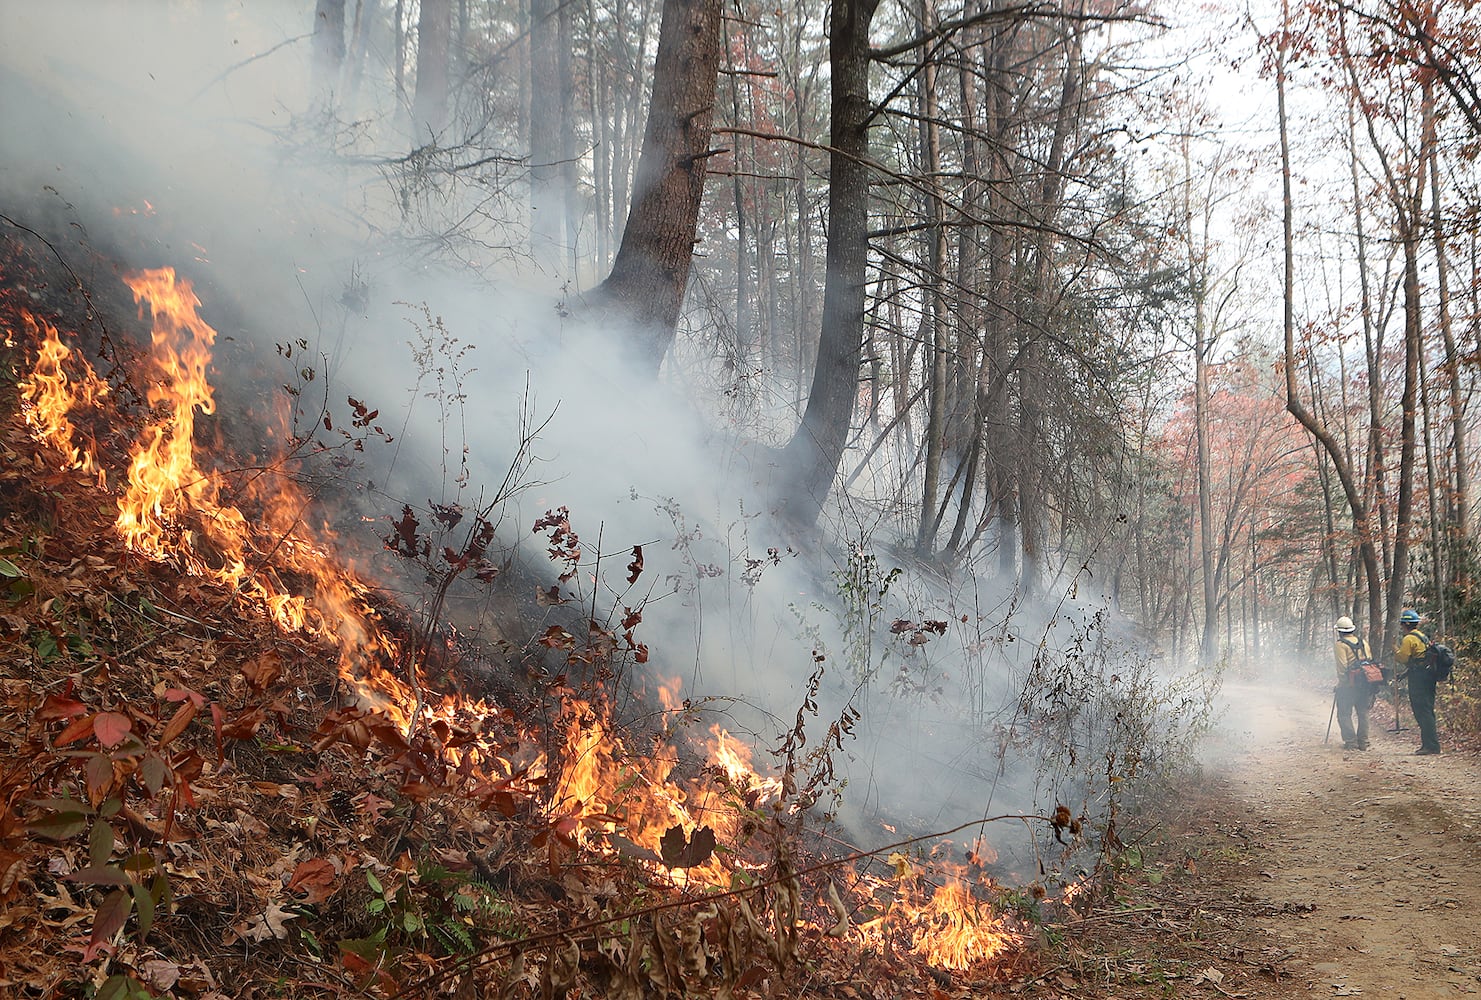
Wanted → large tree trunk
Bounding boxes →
[529,0,562,268]
[412,0,452,138]
[916,0,949,552]
[584,0,724,373]
[311,0,347,107]
[777,0,881,527]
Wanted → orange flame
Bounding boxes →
[16,311,109,485]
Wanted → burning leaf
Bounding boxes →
[824,880,850,937]
[658,824,717,869]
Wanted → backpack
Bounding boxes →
[1341,637,1384,688]
[1426,640,1456,683]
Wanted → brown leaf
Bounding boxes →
[241,651,283,692]
[659,824,717,869]
[55,712,98,747]
[157,698,198,748]
[287,858,338,904]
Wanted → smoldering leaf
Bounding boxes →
[658,825,716,869]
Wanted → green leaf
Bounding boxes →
[89,821,115,867]
[131,879,156,938]
[121,852,157,875]
[28,809,90,841]
[338,926,388,961]
[139,755,168,796]
[0,557,22,578]
[365,870,384,896]
[95,975,135,1000]
[402,912,423,934]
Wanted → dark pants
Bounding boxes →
[1336,682,1370,748]
[1408,670,1440,752]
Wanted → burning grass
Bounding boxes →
[0,245,1067,997]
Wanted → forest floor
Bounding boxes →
[1049,675,1481,1000]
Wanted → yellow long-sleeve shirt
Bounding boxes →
[1394,628,1428,669]
[1335,635,1370,681]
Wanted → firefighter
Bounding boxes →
[1333,616,1372,751]
[1394,608,1441,756]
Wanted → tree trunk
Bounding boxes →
[311,0,347,107]
[584,0,724,373]
[1428,136,1468,539]
[413,0,452,138]
[916,0,949,552]
[777,0,881,527]
[530,0,562,267]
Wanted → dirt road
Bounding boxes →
[1199,680,1481,999]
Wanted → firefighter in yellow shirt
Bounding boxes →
[1333,616,1373,750]
[1394,608,1441,755]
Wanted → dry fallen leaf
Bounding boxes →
[232,901,298,943]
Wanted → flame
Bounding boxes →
[855,852,1026,971]
[16,311,109,485]
[18,268,416,720]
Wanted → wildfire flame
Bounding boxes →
[12,265,1028,970]
[17,311,109,485]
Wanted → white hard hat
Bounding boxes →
[1336,616,1356,633]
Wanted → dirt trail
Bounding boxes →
[1206,680,1481,999]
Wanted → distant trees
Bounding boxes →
[290,0,1481,667]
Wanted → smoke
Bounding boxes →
[1,2,1207,871]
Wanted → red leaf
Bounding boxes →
[55,713,97,747]
[37,693,90,721]
[94,712,131,749]
[84,889,132,962]
[164,687,206,707]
